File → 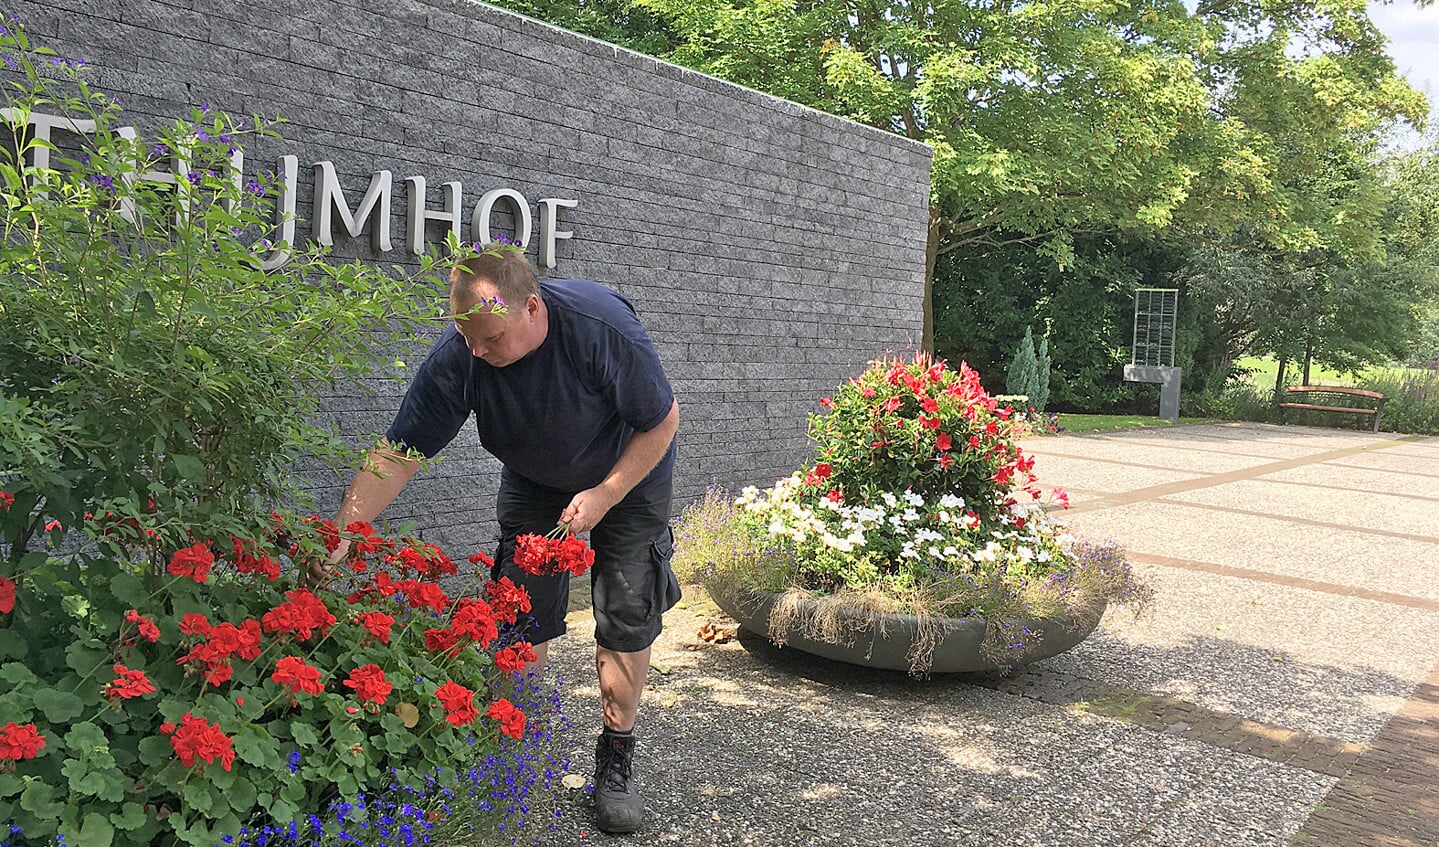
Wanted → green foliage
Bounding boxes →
[1033,337,1051,414]
[1358,369,1439,435]
[1004,327,1040,410]
[0,23,549,847]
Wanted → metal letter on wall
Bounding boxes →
[0,109,98,198]
[471,188,532,247]
[260,155,299,271]
[537,197,578,269]
[405,176,462,255]
[313,161,393,252]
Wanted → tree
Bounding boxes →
[488,0,1426,350]
[1005,326,1040,405]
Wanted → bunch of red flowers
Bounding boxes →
[434,680,479,726]
[0,722,45,768]
[261,588,336,641]
[163,713,235,771]
[176,614,263,686]
[485,698,526,739]
[104,664,156,701]
[513,527,595,577]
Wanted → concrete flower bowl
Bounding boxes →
[710,587,1105,674]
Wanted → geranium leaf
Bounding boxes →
[33,687,84,722]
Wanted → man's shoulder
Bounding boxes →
[541,280,645,337]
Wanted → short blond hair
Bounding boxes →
[449,244,539,309]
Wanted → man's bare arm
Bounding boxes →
[314,442,421,578]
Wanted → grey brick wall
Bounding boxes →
[8,0,932,553]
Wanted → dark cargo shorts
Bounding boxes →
[492,473,681,653]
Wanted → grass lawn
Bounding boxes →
[1233,355,1426,389]
[1054,413,1217,433]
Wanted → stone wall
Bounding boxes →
[8,0,932,550]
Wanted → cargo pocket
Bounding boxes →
[651,526,682,615]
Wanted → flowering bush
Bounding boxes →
[674,355,1148,671]
[0,21,564,847]
[0,509,546,847]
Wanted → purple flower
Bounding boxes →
[246,179,265,196]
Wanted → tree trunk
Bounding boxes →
[922,211,941,354]
[1301,337,1313,386]
[1274,357,1288,404]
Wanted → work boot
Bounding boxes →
[593,729,643,833]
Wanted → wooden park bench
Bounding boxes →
[1278,385,1387,432]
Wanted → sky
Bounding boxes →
[1369,1,1439,108]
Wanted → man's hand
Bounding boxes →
[560,485,622,535]
[304,537,351,590]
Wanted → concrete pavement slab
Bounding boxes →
[1159,479,1439,540]
[1037,563,1439,743]
[1056,501,1439,602]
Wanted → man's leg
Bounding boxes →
[595,645,650,731]
[587,483,680,835]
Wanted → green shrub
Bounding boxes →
[1359,369,1439,434]
[1005,327,1042,410]
[0,22,557,847]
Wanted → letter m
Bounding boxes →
[312,161,393,251]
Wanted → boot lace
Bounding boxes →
[599,741,633,794]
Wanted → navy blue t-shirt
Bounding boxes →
[385,280,675,498]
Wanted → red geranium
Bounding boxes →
[167,542,214,583]
[485,698,526,739]
[485,577,532,624]
[125,609,160,642]
[105,664,156,701]
[262,589,336,640]
[356,610,394,643]
[451,597,498,647]
[0,577,13,615]
[0,491,13,510]
[493,641,537,674]
[170,712,234,771]
[0,722,45,762]
[423,627,463,657]
[396,579,450,614]
[343,664,392,706]
[434,680,479,726]
[231,537,281,582]
[514,531,595,577]
[271,656,324,697]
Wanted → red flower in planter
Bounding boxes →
[424,627,463,657]
[0,722,45,762]
[170,713,234,771]
[232,537,281,582]
[0,577,14,615]
[451,598,498,647]
[485,697,526,739]
[167,542,214,583]
[0,491,13,510]
[396,579,450,614]
[485,577,532,624]
[343,664,392,707]
[105,664,156,701]
[435,680,478,726]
